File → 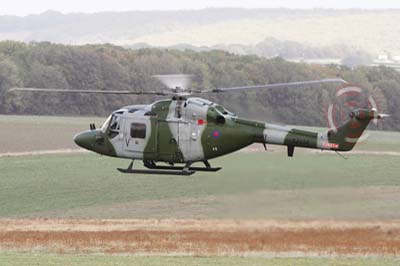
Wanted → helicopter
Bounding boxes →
[9,75,389,175]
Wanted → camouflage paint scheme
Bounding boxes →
[74,97,377,164]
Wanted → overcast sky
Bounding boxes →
[2,0,400,16]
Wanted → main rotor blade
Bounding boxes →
[207,78,348,93]
[8,88,169,95]
[9,78,347,96]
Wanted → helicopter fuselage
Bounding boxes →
[9,76,382,174]
[74,96,376,167]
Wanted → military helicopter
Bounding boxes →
[9,75,389,175]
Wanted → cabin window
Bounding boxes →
[131,123,146,139]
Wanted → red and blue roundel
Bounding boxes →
[212,130,221,138]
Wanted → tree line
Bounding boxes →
[0,41,398,130]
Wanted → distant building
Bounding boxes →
[287,58,342,65]
[377,53,389,61]
[372,52,400,71]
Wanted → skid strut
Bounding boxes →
[117,160,195,176]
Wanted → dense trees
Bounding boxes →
[0,41,398,130]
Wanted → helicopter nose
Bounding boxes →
[73,131,96,150]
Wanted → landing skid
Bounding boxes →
[145,165,221,172]
[117,160,221,175]
[144,160,221,172]
[117,168,195,176]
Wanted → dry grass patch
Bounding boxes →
[0,219,399,256]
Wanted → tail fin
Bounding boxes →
[326,108,384,151]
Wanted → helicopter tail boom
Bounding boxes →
[258,108,386,155]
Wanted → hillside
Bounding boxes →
[0,41,399,130]
[0,9,399,57]
[128,38,371,67]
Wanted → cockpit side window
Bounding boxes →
[215,105,235,116]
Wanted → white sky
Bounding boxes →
[2,0,400,16]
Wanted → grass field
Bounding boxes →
[0,115,400,219]
[1,254,399,266]
[0,115,104,153]
[1,220,400,256]
[0,151,399,219]
[1,115,400,263]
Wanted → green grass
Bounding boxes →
[1,116,400,262]
[0,115,105,126]
[0,115,107,153]
[0,115,399,218]
[0,151,399,218]
[0,254,399,266]
[356,130,400,152]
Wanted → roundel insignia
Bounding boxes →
[212,130,220,139]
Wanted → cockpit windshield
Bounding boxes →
[101,113,123,138]
[101,115,112,133]
[109,115,121,131]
